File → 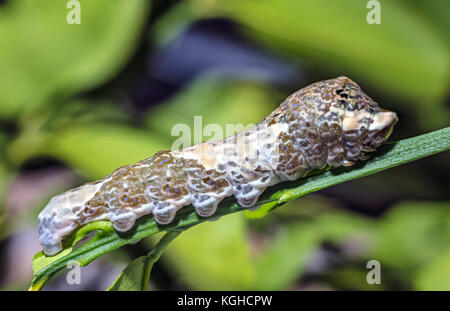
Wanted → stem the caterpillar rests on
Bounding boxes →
[38,76,398,255]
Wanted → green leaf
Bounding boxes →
[29,220,114,291]
[244,201,279,219]
[245,167,331,219]
[0,0,150,120]
[29,127,450,290]
[32,248,73,277]
[108,231,182,291]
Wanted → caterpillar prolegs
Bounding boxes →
[38,76,398,255]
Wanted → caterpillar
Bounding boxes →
[38,76,398,256]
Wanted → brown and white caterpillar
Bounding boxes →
[38,76,398,255]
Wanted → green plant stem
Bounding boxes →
[107,230,182,291]
[29,127,450,290]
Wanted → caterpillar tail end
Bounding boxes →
[42,241,63,256]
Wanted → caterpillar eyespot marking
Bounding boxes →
[38,76,398,256]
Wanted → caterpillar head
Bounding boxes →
[38,182,103,256]
[335,76,398,161]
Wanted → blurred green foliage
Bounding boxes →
[0,0,449,290]
[155,198,450,290]
[0,0,149,120]
[205,0,450,128]
[164,213,255,290]
[416,247,450,290]
[44,123,168,179]
[145,73,279,141]
[159,0,449,129]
